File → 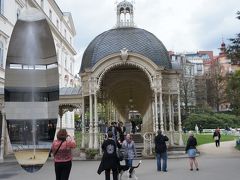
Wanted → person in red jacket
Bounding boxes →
[51,129,76,180]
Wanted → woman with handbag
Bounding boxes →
[51,129,76,180]
[185,131,199,171]
[213,128,221,147]
[97,131,122,180]
[122,134,137,177]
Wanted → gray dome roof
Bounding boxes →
[80,27,171,73]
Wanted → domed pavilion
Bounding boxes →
[79,0,184,149]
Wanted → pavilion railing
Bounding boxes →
[143,132,155,156]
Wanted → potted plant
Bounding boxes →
[85,148,98,160]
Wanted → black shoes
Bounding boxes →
[190,168,199,171]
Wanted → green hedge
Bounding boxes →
[183,113,240,130]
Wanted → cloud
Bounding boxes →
[56,0,240,73]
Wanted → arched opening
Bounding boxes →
[98,64,153,132]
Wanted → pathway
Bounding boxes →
[197,140,240,157]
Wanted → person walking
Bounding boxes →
[97,131,121,180]
[185,131,199,171]
[122,134,137,170]
[51,129,76,180]
[154,130,169,172]
[213,128,221,147]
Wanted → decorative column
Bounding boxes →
[159,92,164,132]
[163,103,167,131]
[94,93,99,149]
[152,100,156,132]
[178,92,184,146]
[0,109,6,161]
[154,91,159,131]
[89,94,94,148]
[168,94,174,145]
[81,98,85,148]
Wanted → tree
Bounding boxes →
[227,70,240,115]
[180,74,195,116]
[227,11,240,64]
[206,60,227,112]
[179,57,196,117]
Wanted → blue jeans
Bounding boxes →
[156,152,167,171]
[125,159,133,167]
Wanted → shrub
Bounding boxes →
[85,148,98,159]
[183,113,240,130]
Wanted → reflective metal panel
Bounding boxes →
[4,7,59,173]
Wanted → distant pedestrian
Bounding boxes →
[199,125,203,134]
[51,129,76,180]
[131,120,136,134]
[122,134,137,176]
[154,130,169,172]
[213,128,221,147]
[185,131,199,171]
[118,122,126,143]
[97,131,121,180]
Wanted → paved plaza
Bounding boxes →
[0,141,240,180]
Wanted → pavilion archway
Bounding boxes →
[98,63,153,132]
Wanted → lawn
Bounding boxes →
[183,134,236,146]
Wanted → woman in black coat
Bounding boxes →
[98,131,121,180]
[185,131,199,171]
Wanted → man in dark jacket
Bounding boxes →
[154,130,169,172]
[97,131,121,180]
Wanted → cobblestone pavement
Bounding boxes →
[0,141,239,180]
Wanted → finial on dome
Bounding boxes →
[116,0,135,28]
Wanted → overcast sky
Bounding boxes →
[55,0,240,74]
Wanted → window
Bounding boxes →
[23,65,34,70]
[0,41,3,66]
[49,9,52,20]
[0,0,4,14]
[10,64,22,69]
[196,64,202,71]
[35,65,46,70]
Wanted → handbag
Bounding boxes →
[117,148,124,161]
[214,136,219,141]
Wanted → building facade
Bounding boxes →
[170,52,196,115]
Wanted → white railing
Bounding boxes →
[143,132,155,156]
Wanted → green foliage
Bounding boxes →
[85,148,98,159]
[74,114,80,121]
[227,11,240,64]
[227,70,240,115]
[183,134,235,146]
[75,131,82,149]
[184,113,240,130]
